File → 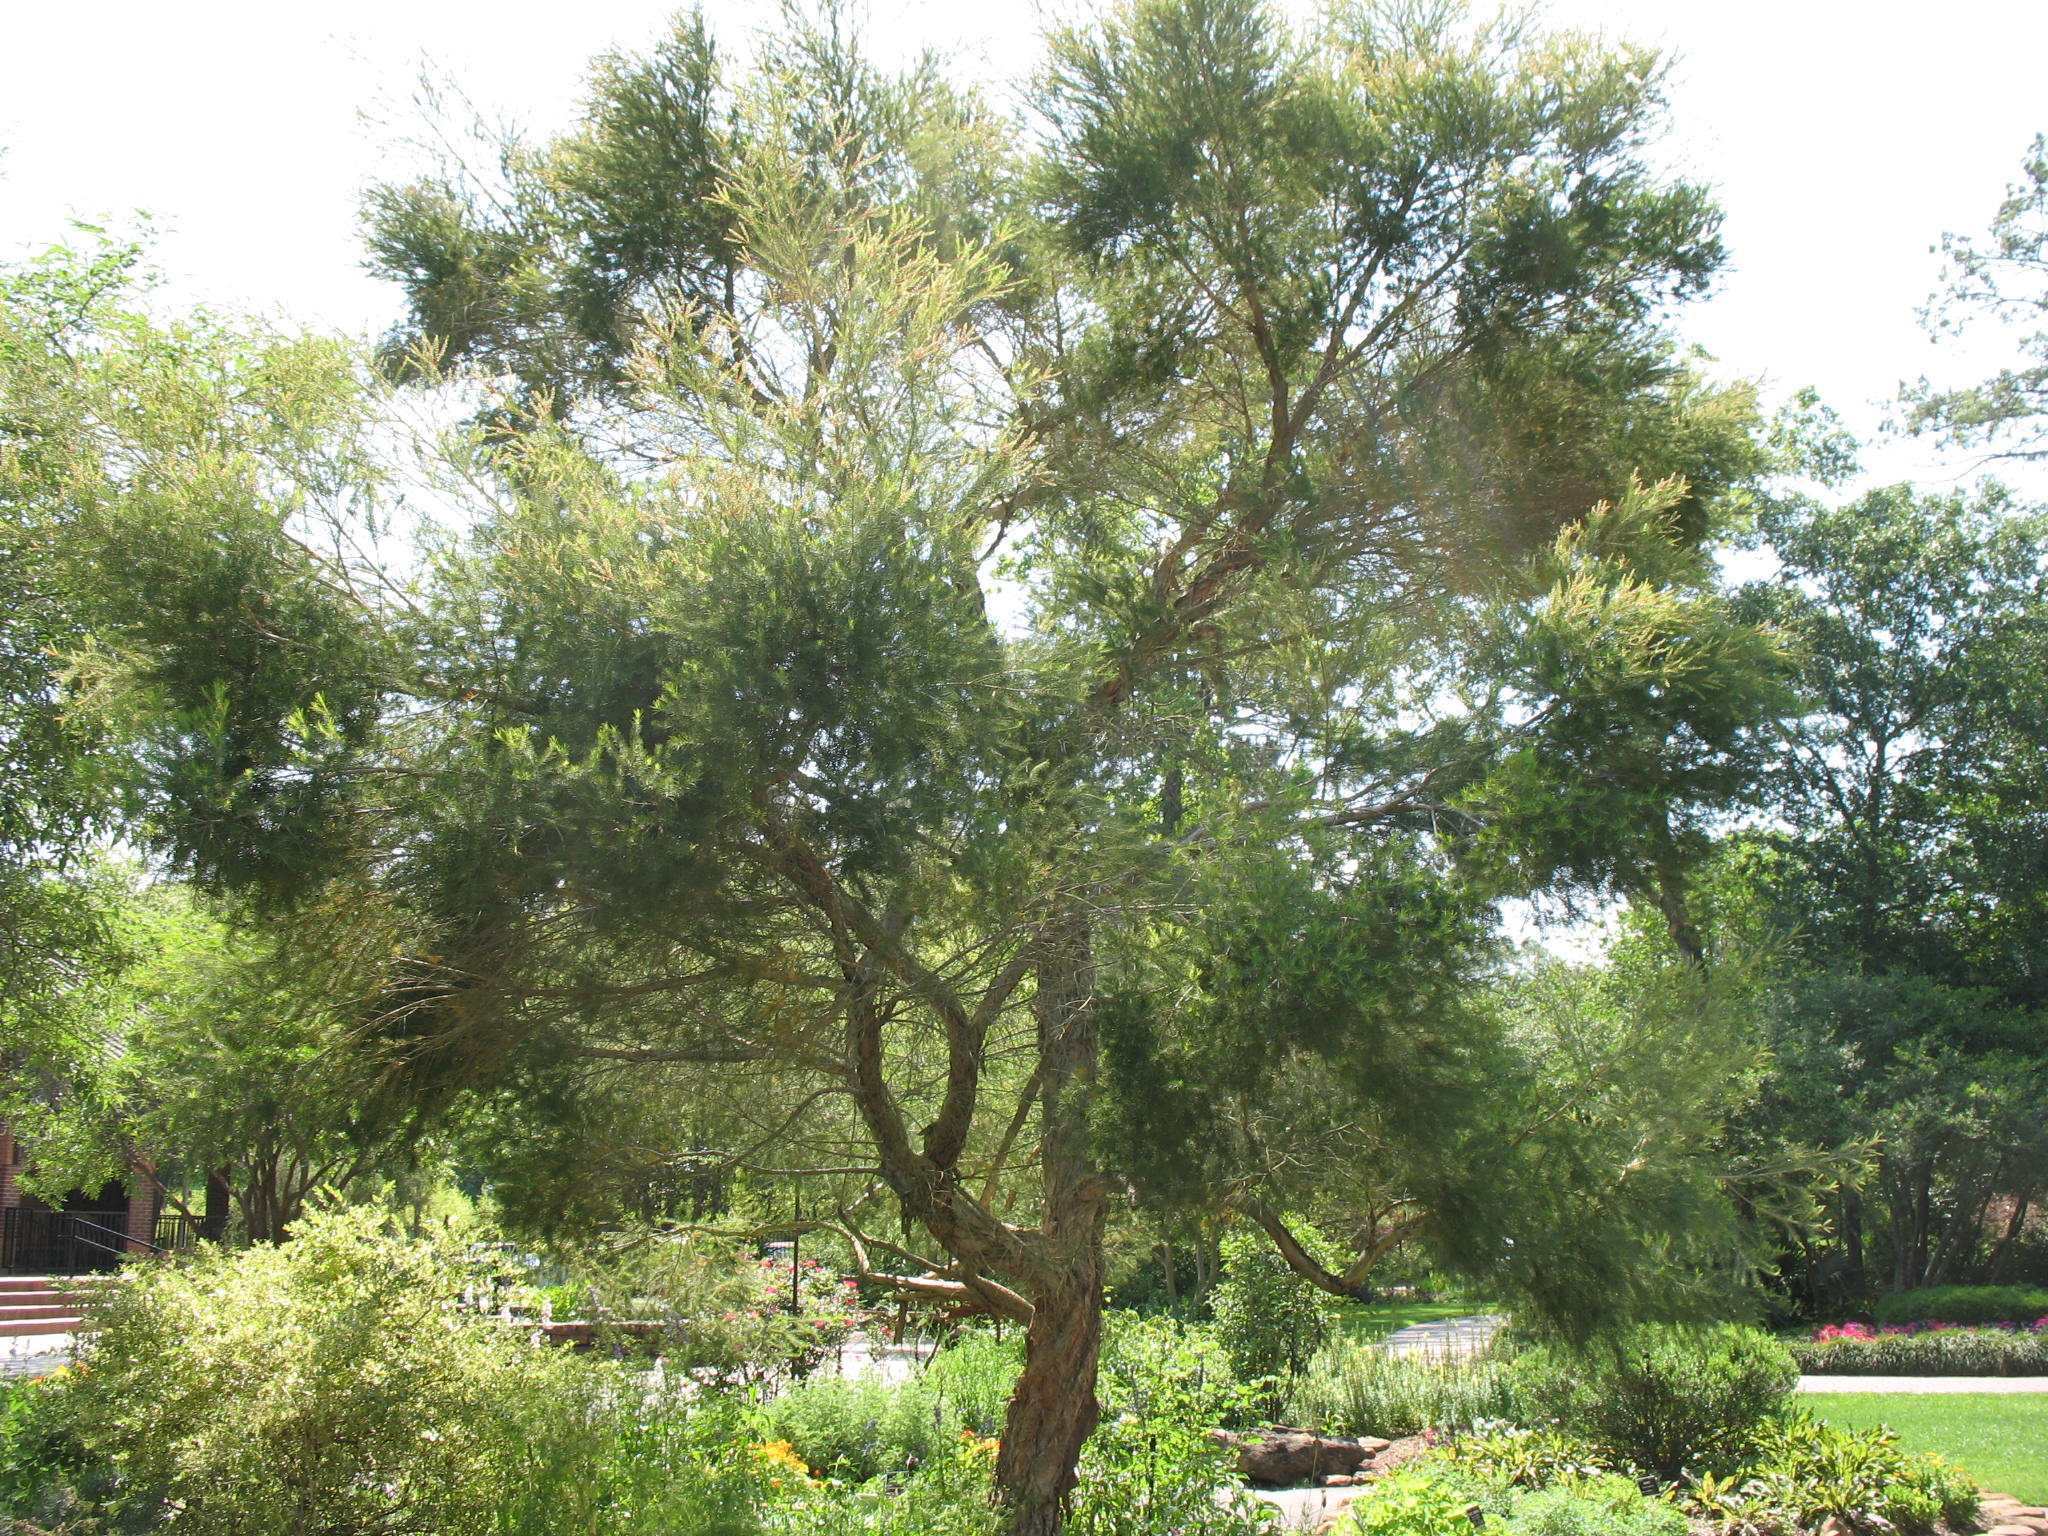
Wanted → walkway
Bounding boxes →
[1375,1313,1508,1359]
[1,1336,73,1379]
[1799,1375,2048,1393]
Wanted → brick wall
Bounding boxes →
[0,1123,18,1213]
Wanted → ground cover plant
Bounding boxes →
[1804,1393,2048,1504]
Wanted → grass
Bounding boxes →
[1803,1393,2048,1504]
[1330,1300,1488,1346]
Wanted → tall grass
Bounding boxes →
[1284,1343,1519,1436]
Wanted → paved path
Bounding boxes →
[1,1333,74,1379]
[1245,1482,1359,1531]
[1375,1314,1507,1359]
[1799,1374,2048,1393]
[834,1330,940,1384]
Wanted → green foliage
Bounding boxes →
[564,1236,868,1386]
[0,1370,106,1530]
[1334,1469,1485,1536]
[1286,1347,1519,1438]
[1070,1402,1269,1536]
[1503,1476,1689,1536]
[1211,1225,1340,1387]
[1790,1328,2048,1376]
[1728,478,2048,1312]
[1804,1393,2048,1507]
[45,1206,613,1536]
[1431,1424,1620,1493]
[1907,132,2048,462]
[1680,1416,1978,1536]
[762,1373,963,1485]
[1511,1326,1796,1479]
[1873,1285,2048,1327]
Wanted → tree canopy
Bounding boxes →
[11,4,1815,1529]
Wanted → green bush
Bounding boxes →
[1505,1475,1689,1536]
[42,1205,755,1536]
[0,1368,109,1529]
[1211,1225,1340,1390]
[925,1330,1025,1437]
[1335,1469,1487,1536]
[1511,1325,1797,1480]
[1682,1416,1978,1536]
[1096,1312,1249,1427]
[1287,1343,1519,1436]
[1790,1327,2048,1375]
[1872,1285,2048,1327]
[760,1373,960,1483]
[1431,1424,1619,1492]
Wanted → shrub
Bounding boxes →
[1790,1325,2048,1375]
[1506,1475,1689,1536]
[1097,1312,1250,1428]
[759,1372,958,1483]
[50,1205,660,1536]
[0,1368,109,1528]
[566,1236,868,1385]
[1211,1225,1340,1389]
[1511,1326,1796,1480]
[925,1329,1025,1437]
[1681,1416,1978,1536]
[1287,1344,1519,1436]
[1872,1285,2048,1328]
[1335,1469,1488,1536]
[1431,1424,1619,1491]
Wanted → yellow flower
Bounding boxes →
[754,1440,812,1477]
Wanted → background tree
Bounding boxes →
[1908,133,2048,462]
[1734,482,2048,1307]
[12,874,436,1244]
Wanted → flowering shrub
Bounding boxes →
[1791,1324,2048,1375]
[1813,1316,2048,1340]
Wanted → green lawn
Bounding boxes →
[1330,1299,1487,1345]
[1803,1393,2048,1504]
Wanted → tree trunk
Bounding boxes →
[994,909,1109,1536]
[996,1267,1104,1536]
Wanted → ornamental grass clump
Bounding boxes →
[1286,1343,1520,1436]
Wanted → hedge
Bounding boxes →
[1872,1286,2048,1328]
[1792,1327,2048,1376]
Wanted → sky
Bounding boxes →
[2,0,2044,496]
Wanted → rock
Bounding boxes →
[1325,1475,1361,1487]
[1367,1434,1434,1476]
[1213,1429,1376,1485]
[1983,1525,2039,1536]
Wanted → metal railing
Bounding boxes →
[1,1208,201,1275]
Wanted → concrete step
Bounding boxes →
[0,1315,83,1338]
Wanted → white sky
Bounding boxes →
[1,0,2043,496]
